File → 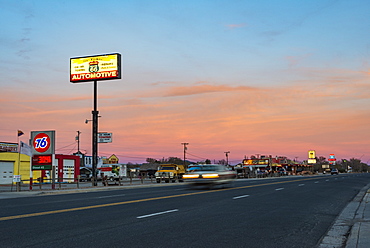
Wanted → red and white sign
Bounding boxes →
[328,154,336,161]
[98,132,112,143]
[33,133,51,153]
[30,130,55,155]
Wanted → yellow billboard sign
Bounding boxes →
[70,53,121,83]
[308,150,316,159]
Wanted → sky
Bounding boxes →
[1,0,370,165]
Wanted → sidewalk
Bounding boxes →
[0,180,177,199]
[319,184,370,248]
[345,189,370,248]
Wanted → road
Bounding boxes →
[1,174,369,248]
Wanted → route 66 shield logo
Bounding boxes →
[89,61,99,72]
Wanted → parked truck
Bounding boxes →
[98,164,127,181]
[155,164,185,183]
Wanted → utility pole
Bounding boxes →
[76,131,81,154]
[181,143,189,169]
[224,151,230,166]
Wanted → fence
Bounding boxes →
[0,174,161,192]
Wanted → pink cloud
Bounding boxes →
[162,84,257,97]
[225,23,247,29]
[2,68,370,164]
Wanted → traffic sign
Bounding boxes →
[13,175,21,183]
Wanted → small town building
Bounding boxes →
[0,151,41,184]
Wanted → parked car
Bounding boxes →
[331,168,339,175]
[257,169,268,178]
[278,168,287,176]
[183,164,237,188]
[79,174,91,182]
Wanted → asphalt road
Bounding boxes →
[1,174,369,248]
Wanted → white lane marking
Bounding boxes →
[326,180,329,181]
[315,181,319,183]
[275,188,284,191]
[137,209,179,219]
[298,184,305,186]
[233,195,250,200]
[97,194,126,199]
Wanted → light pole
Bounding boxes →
[181,143,189,169]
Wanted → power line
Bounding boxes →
[186,152,208,160]
[57,142,77,150]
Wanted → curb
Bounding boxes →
[319,183,370,248]
[345,191,370,248]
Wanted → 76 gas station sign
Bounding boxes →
[30,131,55,155]
[30,131,55,170]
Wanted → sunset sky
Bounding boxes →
[1,0,370,164]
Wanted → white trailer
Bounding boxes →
[98,164,127,181]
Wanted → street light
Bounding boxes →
[85,116,101,124]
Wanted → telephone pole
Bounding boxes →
[76,131,81,154]
[224,151,230,166]
[181,143,189,169]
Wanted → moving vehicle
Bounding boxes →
[331,168,339,175]
[155,164,185,183]
[183,164,237,188]
[98,164,127,181]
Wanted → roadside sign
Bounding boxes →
[70,53,122,83]
[98,132,112,143]
[13,175,21,183]
[31,131,55,155]
[32,154,53,170]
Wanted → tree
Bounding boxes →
[218,159,226,165]
[146,158,160,164]
[314,156,328,172]
[166,157,184,164]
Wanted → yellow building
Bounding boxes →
[0,152,41,184]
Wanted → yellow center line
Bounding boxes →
[0,177,317,221]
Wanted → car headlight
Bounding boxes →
[183,174,199,179]
[202,173,219,178]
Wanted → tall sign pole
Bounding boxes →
[70,53,122,186]
[92,80,99,186]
